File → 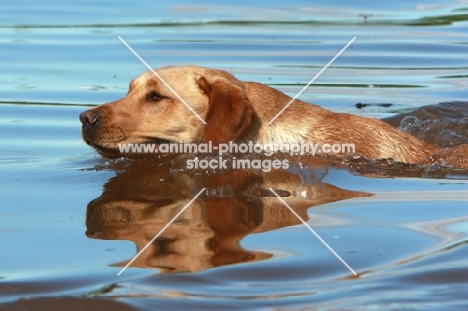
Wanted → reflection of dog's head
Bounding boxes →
[85,160,371,273]
[80,65,440,164]
[84,163,269,273]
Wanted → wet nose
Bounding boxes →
[79,110,99,125]
[85,229,104,239]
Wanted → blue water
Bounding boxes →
[1,1,468,310]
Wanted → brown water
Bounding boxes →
[1,1,468,310]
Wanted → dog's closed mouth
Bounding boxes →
[85,140,124,158]
[142,137,172,145]
[87,137,174,158]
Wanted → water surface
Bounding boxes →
[1,1,468,310]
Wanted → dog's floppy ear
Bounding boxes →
[197,75,255,144]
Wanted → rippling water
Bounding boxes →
[1,1,468,310]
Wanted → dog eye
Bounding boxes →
[146,91,163,102]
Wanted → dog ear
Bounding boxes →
[197,76,255,144]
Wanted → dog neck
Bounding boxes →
[242,81,325,145]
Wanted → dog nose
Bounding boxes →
[85,229,104,239]
[79,110,99,125]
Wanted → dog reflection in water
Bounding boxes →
[85,159,370,273]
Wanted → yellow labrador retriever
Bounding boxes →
[80,65,438,163]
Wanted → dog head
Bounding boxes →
[79,66,256,158]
